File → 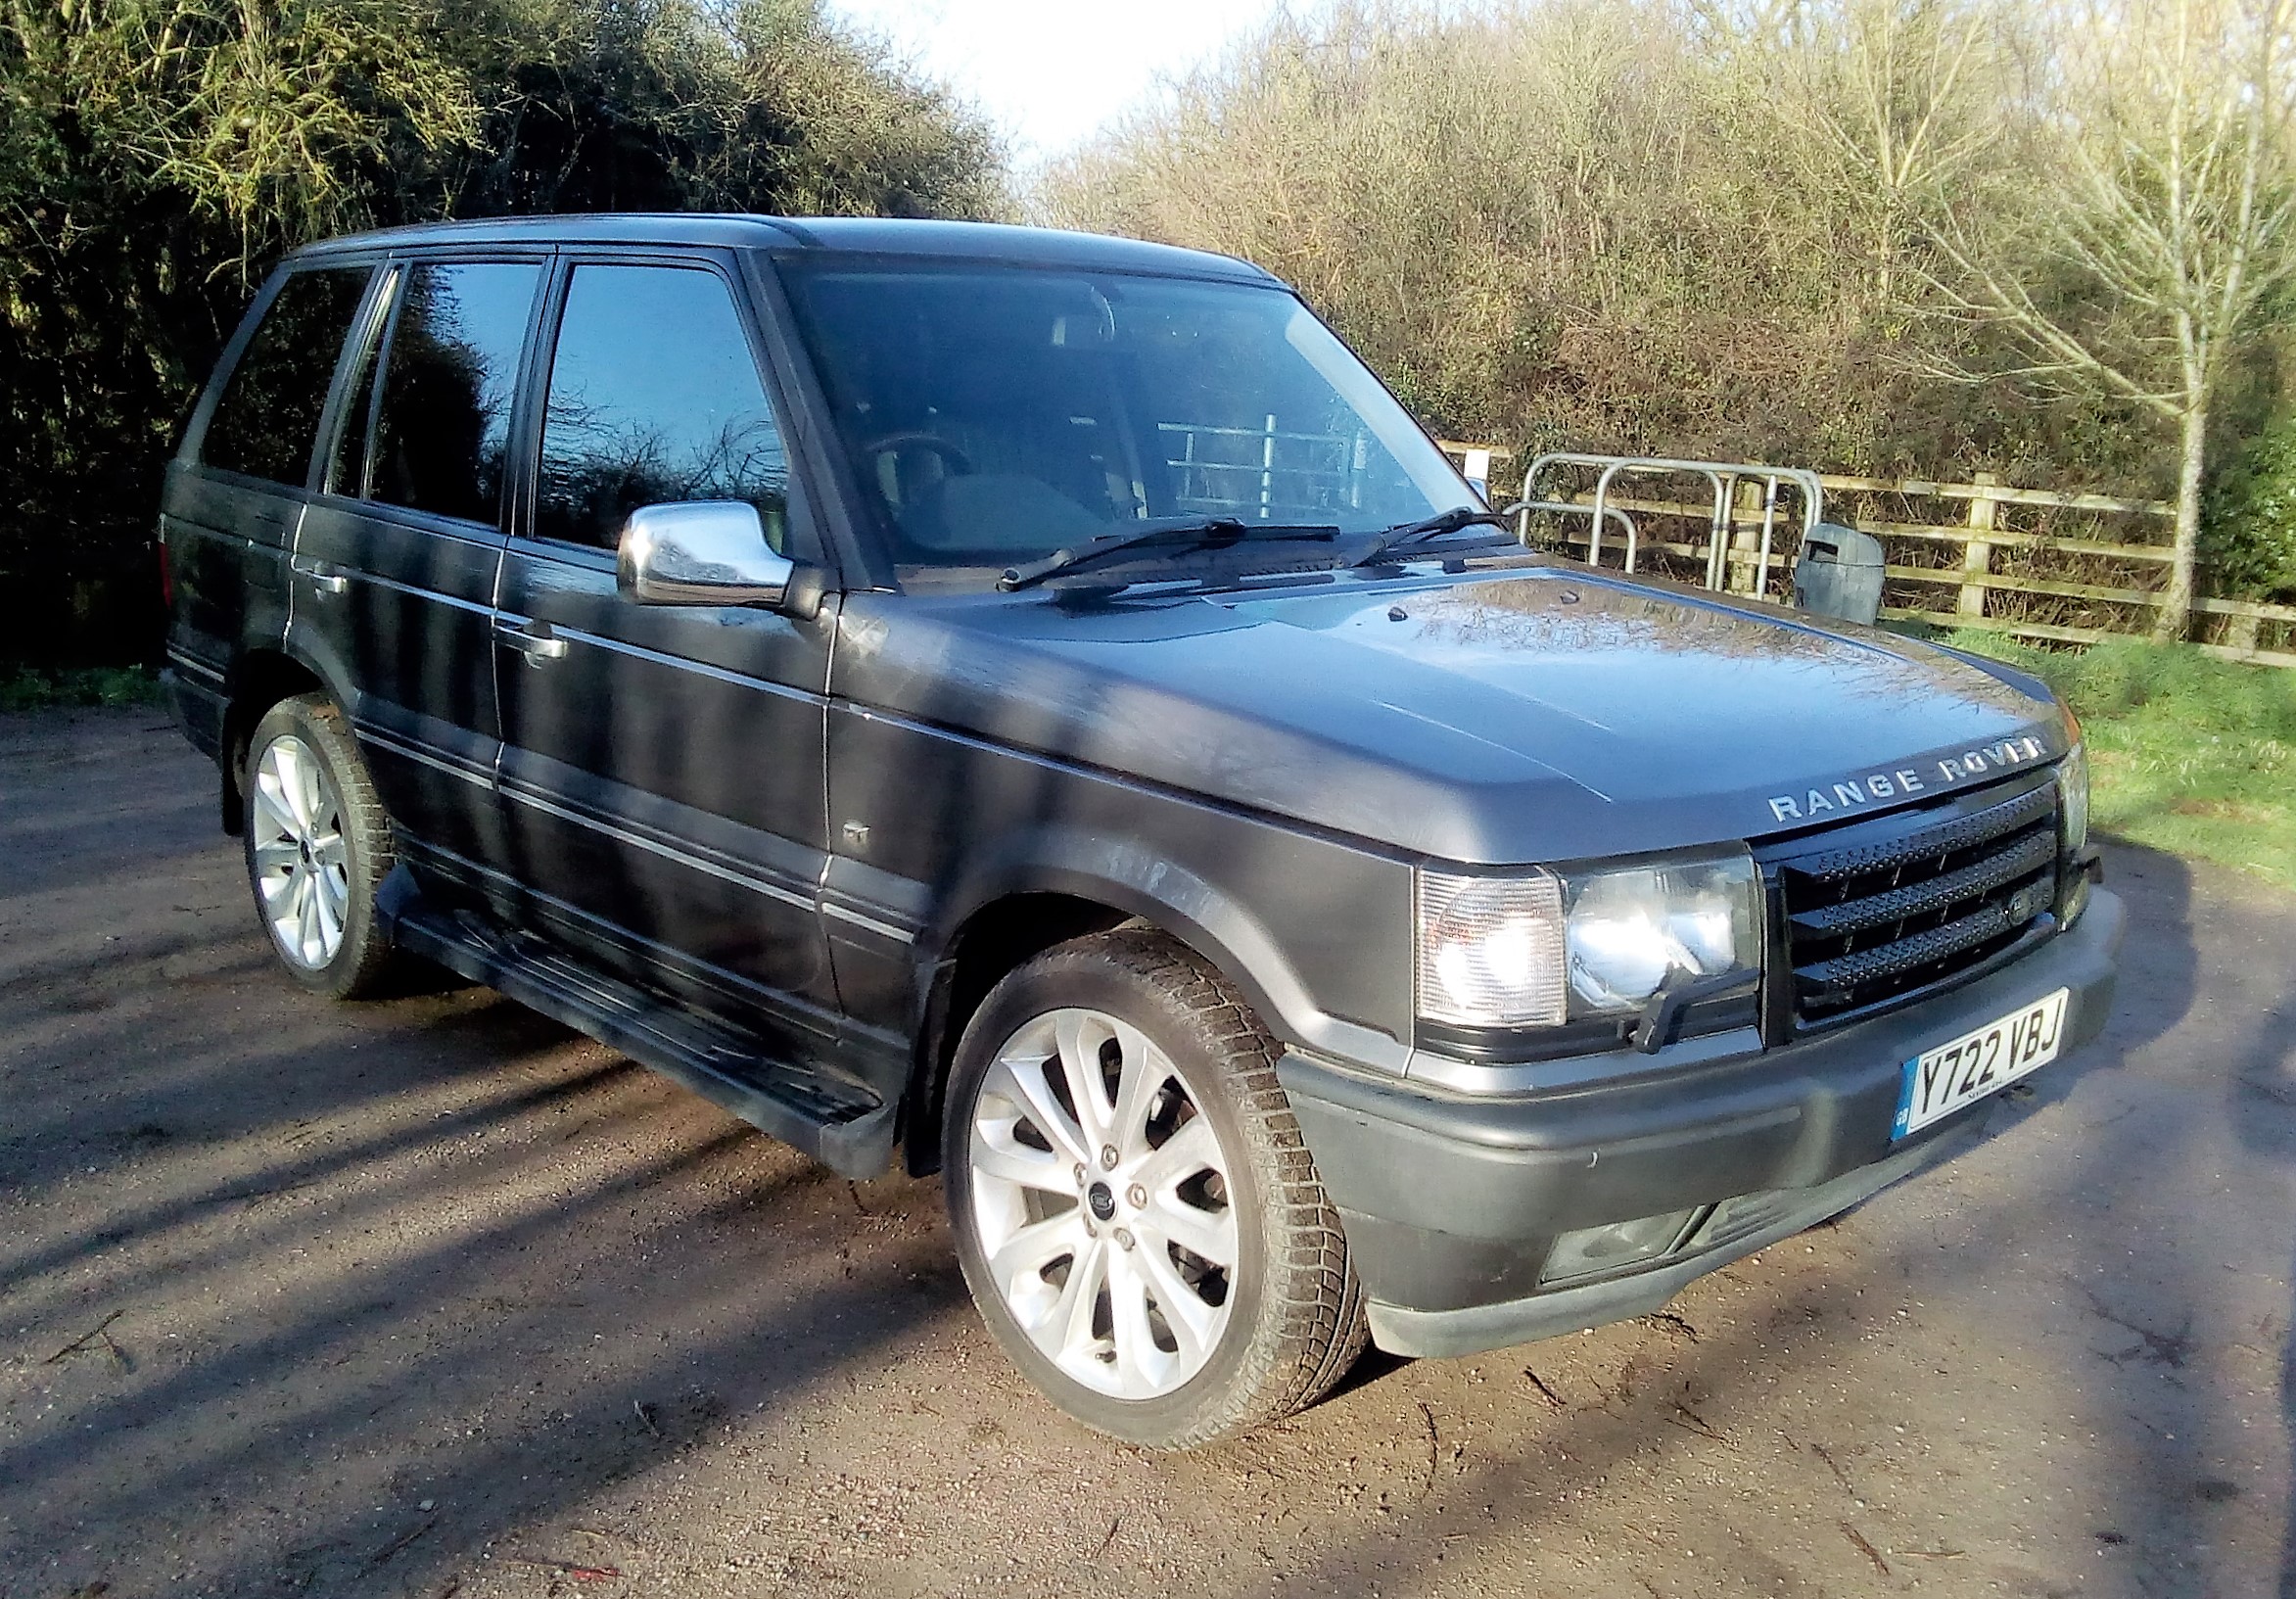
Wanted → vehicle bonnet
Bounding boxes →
[834,564,2064,865]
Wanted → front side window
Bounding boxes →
[779,261,1470,586]
[366,260,540,527]
[202,266,373,486]
[534,263,789,550]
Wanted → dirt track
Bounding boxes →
[3,706,2293,1599]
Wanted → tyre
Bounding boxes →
[241,692,400,999]
[943,928,1368,1448]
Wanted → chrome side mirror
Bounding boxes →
[617,501,793,608]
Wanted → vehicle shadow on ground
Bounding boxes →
[2206,860,2296,1598]
[0,715,963,1596]
[1,962,975,1598]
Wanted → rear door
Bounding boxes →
[293,254,547,873]
[164,264,375,720]
[492,251,840,1032]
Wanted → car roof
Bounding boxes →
[288,214,1283,285]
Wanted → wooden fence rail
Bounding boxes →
[1436,445,2296,671]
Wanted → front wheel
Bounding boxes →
[241,693,400,999]
[943,929,1368,1448]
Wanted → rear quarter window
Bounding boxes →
[201,266,373,486]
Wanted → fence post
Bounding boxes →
[1727,476,1758,592]
[1959,472,1997,620]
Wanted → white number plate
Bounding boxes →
[1893,988,2070,1139]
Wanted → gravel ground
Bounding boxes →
[2,707,2292,1599]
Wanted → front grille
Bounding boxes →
[1762,772,2061,1027]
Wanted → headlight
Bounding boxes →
[1566,856,1760,1013]
[1418,851,1761,1029]
[2057,741,2089,852]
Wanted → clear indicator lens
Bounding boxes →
[1417,870,1567,1026]
[1416,852,1761,1031]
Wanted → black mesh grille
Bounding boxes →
[1763,773,2061,1026]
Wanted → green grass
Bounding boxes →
[0,664,165,712]
[1940,632,2296,891]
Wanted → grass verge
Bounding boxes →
[0,665,166,712]
[1942,632,2296,891]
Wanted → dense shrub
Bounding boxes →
[2206,404,2296,602]
[0,0,1003,666]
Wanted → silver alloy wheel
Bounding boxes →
[966,1007,1240,1400]
[250,733,351,970]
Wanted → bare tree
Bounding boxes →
[1758,0,2009,318]
[1924,0,2296,638]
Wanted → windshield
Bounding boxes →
[777,259,1475,588]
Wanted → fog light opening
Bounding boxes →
[1538,1207,1703,1288]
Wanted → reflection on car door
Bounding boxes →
[293,256,544,872]
[492,253,840,1041]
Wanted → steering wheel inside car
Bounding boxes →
[862,432,974,476]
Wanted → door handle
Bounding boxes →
[494,621,568,663]
[291,557,350,595]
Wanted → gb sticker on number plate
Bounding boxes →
[1893,987,2071,1139]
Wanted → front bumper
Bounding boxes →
[1280,887,2125,1358]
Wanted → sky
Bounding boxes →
[827,0,1289,168]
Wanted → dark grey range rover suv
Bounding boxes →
[161,214,2122,1447]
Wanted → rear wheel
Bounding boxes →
[943,928,1368,1448]
[242,693,399,999]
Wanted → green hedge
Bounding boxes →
[0,0,1004,668]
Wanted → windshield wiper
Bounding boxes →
[1350,504,1519,568]
[998,517,1342,592]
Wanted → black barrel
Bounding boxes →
[1794,524,1887,625]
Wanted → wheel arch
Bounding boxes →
[218,646,335,834]
[899,836,1336,1177]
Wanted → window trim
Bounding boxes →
[312,261,401,502]
[511,248,821,569]
[744,250,892,591]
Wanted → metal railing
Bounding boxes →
[1519,454,1826,595]
[1159,419,1363,519]
[1510,498,1642,566]
[1437,439,2295,667]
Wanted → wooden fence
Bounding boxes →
[1436,443,2296,670]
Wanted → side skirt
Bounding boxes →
[377,867,896,1179]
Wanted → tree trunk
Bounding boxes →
[2153,399,2208,642]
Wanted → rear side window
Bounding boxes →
[366,260,541,527]
[202,266,372,486]
[534,263,788,550]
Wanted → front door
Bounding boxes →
[492,253,840,1036]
